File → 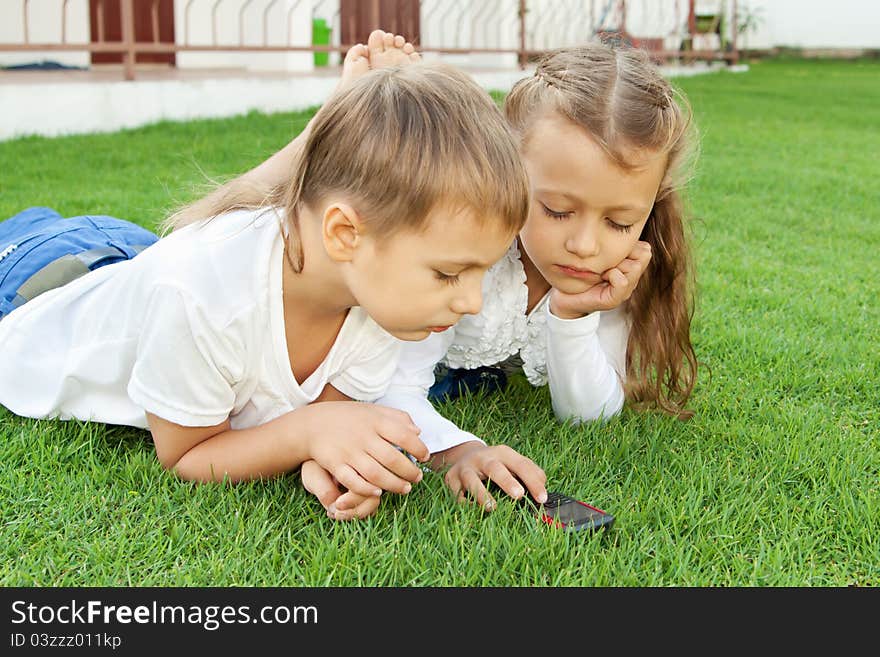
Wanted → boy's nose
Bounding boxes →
[451,280,483,316]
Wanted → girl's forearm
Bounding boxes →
[546,310,625,422]
[427,440,485,471]
[239,119,314,189]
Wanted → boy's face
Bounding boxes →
[518,112,666,296]
[347,205,515,341]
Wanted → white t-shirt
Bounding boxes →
[377,239,629,454]
[0,208,400,430]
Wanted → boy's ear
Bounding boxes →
[322,202,363,262]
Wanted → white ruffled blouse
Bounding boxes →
[376,240,631,454]
[443,240,550,385]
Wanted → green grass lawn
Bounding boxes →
[1,58,877,586]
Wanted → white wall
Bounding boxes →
[0,0,90,68]
[0,0,317,71]
[738,0,880,50]
[419,0,519,70]
[0,66,533,141]
[175,0,314,72]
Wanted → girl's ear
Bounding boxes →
[321,202,363,262]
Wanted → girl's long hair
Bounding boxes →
[505,43,699,418]
[165,62,530,271]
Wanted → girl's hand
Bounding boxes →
[300,402,428,498]
[550,240,652,319]
[441,443,547,512]
[300,460,381,521]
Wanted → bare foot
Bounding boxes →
[336,29,419,92]
[366,29,422,69]
[338,42,370,88]
[245,32,421,200]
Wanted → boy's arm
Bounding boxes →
[301,383,408,521]
[148,410,308,482]
[146,398,426,494]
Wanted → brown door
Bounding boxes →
[340,0,420,47]
[89,0,176,65]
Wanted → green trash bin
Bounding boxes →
[312,18,331,67]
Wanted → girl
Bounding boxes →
[328,41,700,518]
[0,56,535,505]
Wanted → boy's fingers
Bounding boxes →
[369,441,425,484]
[300,460,342,509]
[349,453,415,495]
[332,495,380,521]
[332,491,362,512]
[373,407,429,461]
[381,419,429,462]
[352,496,382,519]
[332,491,380,520]
[333,464,382,498]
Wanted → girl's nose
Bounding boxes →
[565,222,600,258]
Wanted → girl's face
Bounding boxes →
[347,205,515,341]
[518,112,667,295]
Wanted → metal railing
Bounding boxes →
[0,0,739,81]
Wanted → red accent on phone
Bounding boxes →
[536,491,615,532]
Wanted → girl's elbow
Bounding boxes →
[552,398,624,425]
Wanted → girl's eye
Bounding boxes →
[435,271,461,286]
[607,219,633,233]
[540,203,572,220]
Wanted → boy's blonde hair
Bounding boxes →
[166,63,529,271]
[505,43,699,419]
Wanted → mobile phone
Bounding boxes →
[529,491,615,532]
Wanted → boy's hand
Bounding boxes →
[300,402,428,498]
[550,240,652,319]
[328,489,381,521]
[439,442,547,512]
[300,460,381,521]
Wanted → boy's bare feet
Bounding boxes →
[338,29,421,91]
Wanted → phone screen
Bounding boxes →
[540,492,615,531]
